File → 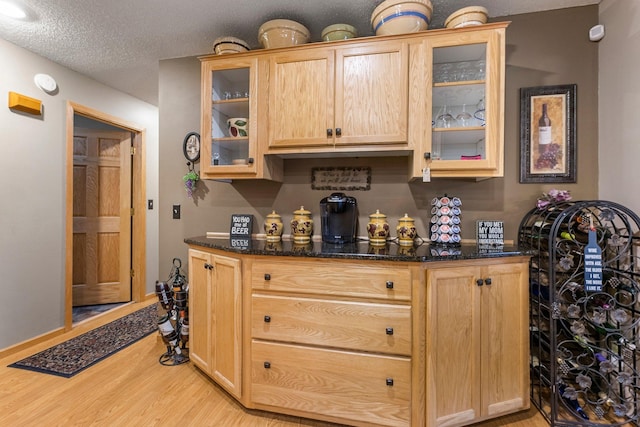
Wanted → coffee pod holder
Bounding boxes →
[429,194,462,246]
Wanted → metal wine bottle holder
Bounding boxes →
[518,200,640,426]
[155,258,190,366]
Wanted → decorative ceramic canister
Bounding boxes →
[396,213,417,246]
[263,210,283,242]
[291,206,313,243]
[367,209,390,246]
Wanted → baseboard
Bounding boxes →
[0,327,65,360]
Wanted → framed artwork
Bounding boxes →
[519,84,577,183]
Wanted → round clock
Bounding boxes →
[183,132,200,162]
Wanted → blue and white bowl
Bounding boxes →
[371,0,433,36]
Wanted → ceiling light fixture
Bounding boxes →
[0,1,26,19]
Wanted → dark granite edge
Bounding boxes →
[185,236,535,263]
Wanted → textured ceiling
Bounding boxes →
[0,0,599,106]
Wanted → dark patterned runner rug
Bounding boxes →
[9,304,158,378]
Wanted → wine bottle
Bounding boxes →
[558,384,589,420]
[538,103,552,154]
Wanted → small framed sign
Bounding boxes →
[230,214,253,237]
[476,220,504,246]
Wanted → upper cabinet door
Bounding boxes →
[201,56,259,177]
[334,40,409,146]
[410,24,507,179]
[267,40,409,150]
[267,48,335,148]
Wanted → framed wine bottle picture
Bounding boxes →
[519,84,577,183]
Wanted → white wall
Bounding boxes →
[0,38,159,349]
[598,0,640,211]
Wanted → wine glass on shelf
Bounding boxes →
[435,104,457,129]
[456,104,473,127]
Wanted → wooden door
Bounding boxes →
[425,266,481,427]
[188,249,212,374]
[334,40,409,145]
[479,262,529,418]
[72,128,132,306]
[211,253,242,399]
[268,47,335,148]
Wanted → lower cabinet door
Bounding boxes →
[251,340,411,427]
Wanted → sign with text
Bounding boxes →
[584,229,603,292]
[230,214,253,237]
[311,167,371,191]
[476,220,504,246]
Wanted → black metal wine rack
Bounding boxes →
[518,200,640,426]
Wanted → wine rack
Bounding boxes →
[519,200,640,426]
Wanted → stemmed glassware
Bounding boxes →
[456,104,473,127]
[435,105,456,128]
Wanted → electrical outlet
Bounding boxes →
[148,199,153,210]
[172,205,180,219]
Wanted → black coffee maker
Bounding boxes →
[320,193,358,244]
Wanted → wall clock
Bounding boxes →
[183,132,200,162]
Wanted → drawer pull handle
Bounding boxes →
[476,279,484,286]
[327,128,333,137]
[264,315,271,323]
[386,378,394,386]
[386,327,394,335]
[485,278,492,285]
[264,273,271,281]
[386,281,394,289]
[336,127,342,137]
[264,361,271,369]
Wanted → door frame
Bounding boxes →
[65,101,147,331]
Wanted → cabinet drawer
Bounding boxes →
[252,294,411,355]
[251,259,411,301]
[251,341,411,427]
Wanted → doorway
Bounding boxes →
[65,102,147,330]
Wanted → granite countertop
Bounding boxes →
[185,236,534,262]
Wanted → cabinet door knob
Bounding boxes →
[476,279,484,286]
[327,128,333,137]
[386,281,394,289]
[485,278,492,285]
[264,273,271,281]
[424,152,431,160]
[335,127,342,137]
[248,157,254,164]
[386,327,394,335]
[386,378,394,386]
[264,315,271,323]
[264,361,271,369]
[204,263,213,270]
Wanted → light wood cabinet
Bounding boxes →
[424,258,529,427]
[409,24,507,179]
[188,248,243,399]
[199,55,282,180]
[266,40,409,152]
[249,258,414,427]
[186,241,529,427]
[199,23,507,180]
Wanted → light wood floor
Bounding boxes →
[0,300,549,427]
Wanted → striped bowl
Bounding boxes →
[371,0,433,36]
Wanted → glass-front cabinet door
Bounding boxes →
[413,24,506,179]
[200,56,259,178]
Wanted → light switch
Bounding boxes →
[172,205,180,219]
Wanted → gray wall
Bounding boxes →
[0,38,159,350]
[598,0,640,213]
[158,6,600,279]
